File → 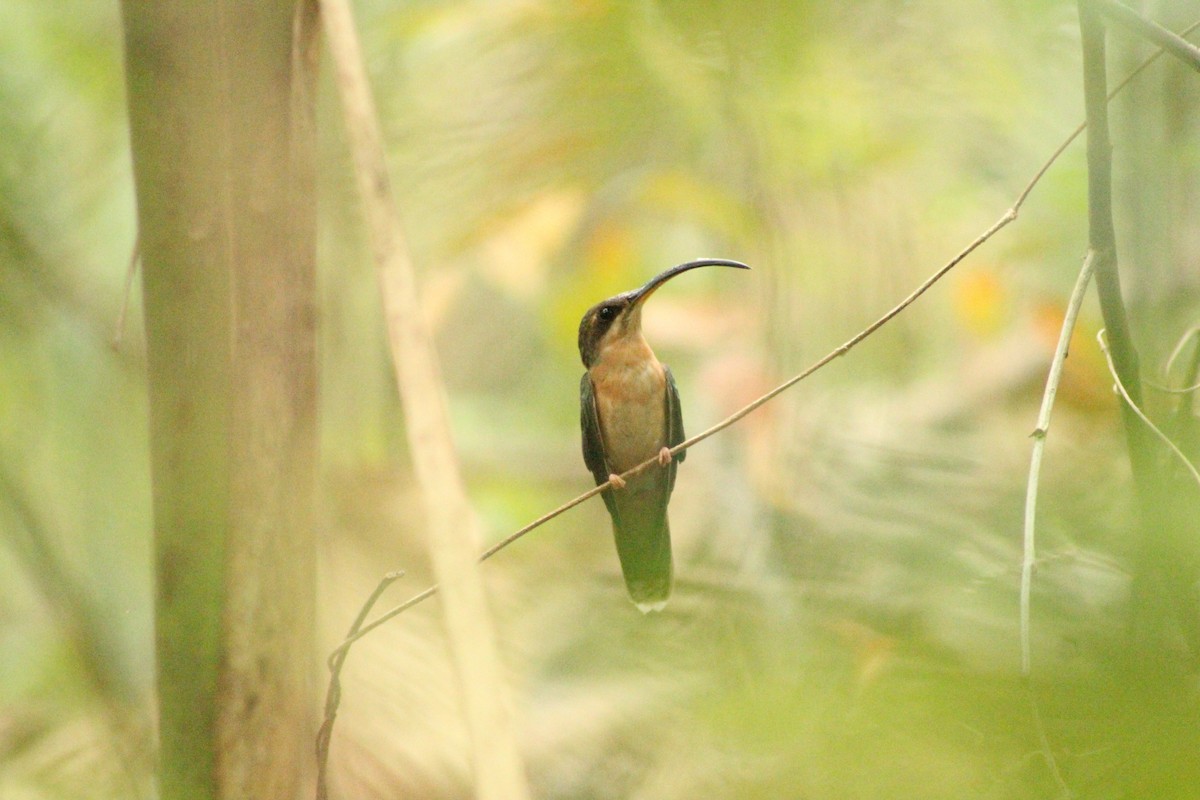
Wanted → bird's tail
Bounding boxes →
[612,507,673,613]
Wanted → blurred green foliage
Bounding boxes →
[4,1,1200,798]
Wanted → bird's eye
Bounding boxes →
[598,306,616,321]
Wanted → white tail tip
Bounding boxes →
[634,599,668,614]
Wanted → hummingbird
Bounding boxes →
[578,258,750,612]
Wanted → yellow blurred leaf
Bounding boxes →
[480,189,586,299]
[952,268,1007,337]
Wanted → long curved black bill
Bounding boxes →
[630,258,750,307]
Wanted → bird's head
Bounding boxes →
[577,258,749,369]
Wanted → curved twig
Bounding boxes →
[1164,325,1200,375]
[1099,329,1200,490]
[315,571,403,800]
[1021,251,1095,678]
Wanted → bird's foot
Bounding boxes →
[607,473,627,490]
[657,447,673,468]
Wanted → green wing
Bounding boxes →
[664,365,685,494]
[580,373,618,518]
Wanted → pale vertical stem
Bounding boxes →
[318,1,530,798]
[1021,252,1095,677]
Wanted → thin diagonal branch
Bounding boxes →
[329,15,1200,653]
[324,484,615,659]
[331,173,1035,656]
